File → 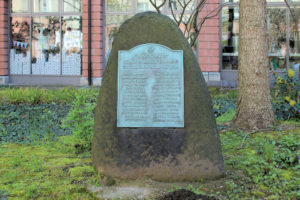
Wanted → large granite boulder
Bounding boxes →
[92,12,224,181]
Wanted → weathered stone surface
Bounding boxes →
[92,12,224,181]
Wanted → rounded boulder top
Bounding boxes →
[92,12,224,181]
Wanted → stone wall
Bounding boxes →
[198,0,220,73]
[82,0,105,78]
[0,0,8,78]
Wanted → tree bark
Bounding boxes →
[233,0,275,129]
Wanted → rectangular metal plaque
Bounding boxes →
[117,43,184,127]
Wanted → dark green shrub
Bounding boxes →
[62,89,98,151]
[0,87,98,104]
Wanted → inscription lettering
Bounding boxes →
[117,43,184,127]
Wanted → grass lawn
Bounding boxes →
[0,137,97,199]
[0,87,299,199]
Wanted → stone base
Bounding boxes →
[80,77,102,86]
[203,72,221,82]
[92,77,102,86]
[93,128,224,182]
[202,72,221,87]
[0,76,9,85]
[96,159,224,182]
[9,75,81,86]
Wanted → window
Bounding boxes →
[10,0,82,76]
[222,6,239,70]
[10,17,31,74]
[33,0,59,13]
[31,16,61,75]
[11,0,29,13]
[268,7,287,69]
[64,0,82,12]
[289,8,300,68]
[137,0,157,12]
[221,0,300,70]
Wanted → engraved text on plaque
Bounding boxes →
[117,43,184,127]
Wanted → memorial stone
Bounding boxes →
[92,12,224,181]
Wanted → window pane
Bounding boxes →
[32,17,61,75]
[289,8,300,69]
[224,0,289,2]
[107,0,132,12]
[168,0,195,12]
[222,6,239,70]
[223,0,239,3]
[167,14,197,46]
[224,0,300,3]
[267,0,300,2]
[11,0,29,13]
[33,0,59,12]
[267,8,287,69]
[137,0,157,12]
[105,15,132,61]
[64,0,82,12]
[10,17,31,74]
[62,16,82,75]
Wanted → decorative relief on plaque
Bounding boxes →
[117,43,184,127]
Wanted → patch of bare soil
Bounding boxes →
[157,189,217,200]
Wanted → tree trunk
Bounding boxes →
[233,0,275,129]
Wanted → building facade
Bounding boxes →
[0,0,299,86]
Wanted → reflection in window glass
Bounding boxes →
[221,6,290,70]
[169,0,195,12]
[107,0,132,12]
[175,14,193,32]
[10,17,31,74]
[268,8,287,69]
[223,0,291,2]
[11,0,29,13]
[289,8,300,69]
[62,16,82,75]
[223,0,239,2]
[222,6,239,70]
[33,0,59,12]
[32,17,61,75]
[167,14,196,46]
[64,0,81,12]
[105,15,132,61]
[137,0,157,12]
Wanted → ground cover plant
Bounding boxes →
[0,104,71,144]
[0,86,299,199]
[0,87,98,145]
